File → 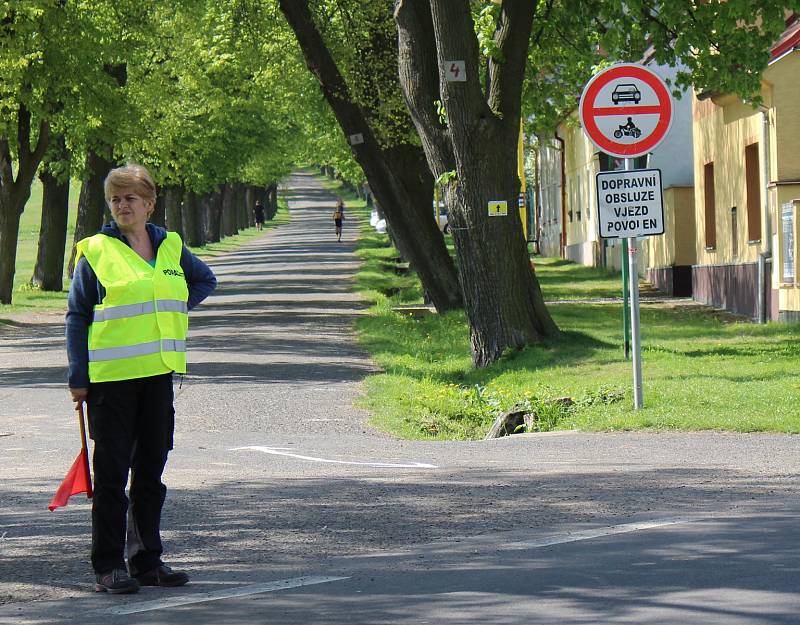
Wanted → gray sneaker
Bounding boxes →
[95,568,140,594]
[135,564,189,587]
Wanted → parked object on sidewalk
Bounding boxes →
[436,203,450,234]
[65,163,216,591]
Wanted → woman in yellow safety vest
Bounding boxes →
[66,164,216,594]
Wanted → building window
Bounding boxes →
[745,143,761,241]
[731,207,738,258]
[704,162,716,249]
[782,202,795,283]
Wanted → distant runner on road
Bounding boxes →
[254,199,265,231]
[333,197,345,242]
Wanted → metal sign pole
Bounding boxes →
[625,158,644,409]
[621,239,631,359]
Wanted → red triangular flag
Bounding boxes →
[48,449,92,511]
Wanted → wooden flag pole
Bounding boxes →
[77,404,93,498]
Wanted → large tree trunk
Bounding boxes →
[0,191,26,304]
[204,190,223,243]
[395,0,558,366]
[221,183,238,237]
[235,182,249,230]
[164,185,183,234]
[181,190,203,247]
[279,0,462,313]
[0,108,50,304]
[32,152,70,291]
[265,182,278,220]
[245,186,256,226]
[151,188,166,227]
[68,148,115,276]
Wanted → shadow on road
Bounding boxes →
[1,465,797,621]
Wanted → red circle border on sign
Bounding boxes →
[579,64,672,158]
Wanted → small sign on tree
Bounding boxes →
[488,200,508,217]
[444,61,466,82]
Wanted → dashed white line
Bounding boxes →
[234,446,438,468]
[105,575,350,615]
[350,517,700,560]
[500,517,696,551]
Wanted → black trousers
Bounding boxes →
[87,373,175,575]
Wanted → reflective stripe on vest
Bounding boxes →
[92,299,189,323]
[75,231,189,383]
[89,339,187,362]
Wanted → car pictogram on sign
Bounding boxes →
[611,84,642,105]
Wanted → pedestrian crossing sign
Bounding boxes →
[488,200,508,217]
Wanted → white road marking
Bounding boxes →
[105,575,349,615]
[500,517,695,551]
[351,517,699,559]
[234,445,438,469]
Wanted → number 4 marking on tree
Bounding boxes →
[445,60,466,82]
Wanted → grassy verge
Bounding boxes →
[352,232,800,439]
[0,183,290,319]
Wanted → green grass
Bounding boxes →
[351,231,800,439]
[533,257,625,300]
[0,182,290,318]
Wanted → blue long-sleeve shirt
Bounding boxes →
[66,222,217,388]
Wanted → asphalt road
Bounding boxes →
[1,171,798,624]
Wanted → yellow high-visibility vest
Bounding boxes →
[75,232,189,383]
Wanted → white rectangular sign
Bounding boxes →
[596,168,664,238]
[444,61,466,82]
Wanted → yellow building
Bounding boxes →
[692,19,800,320]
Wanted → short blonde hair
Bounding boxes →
[104,164,156,205]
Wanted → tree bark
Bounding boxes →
[244,186,256,228]
[204,189,223,243]
[221,183,238,237]
[279,0,462,313]
[235,182,249,230]
[395,0,558,366]
[265,182,278,220]
[32,147,70,291]
[164,185,183,234]
[151,188,166,227]
[181,190,203,247]
[0,107,50,303]
[68,148,115,277]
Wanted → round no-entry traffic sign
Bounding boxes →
[579,63,673,158]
